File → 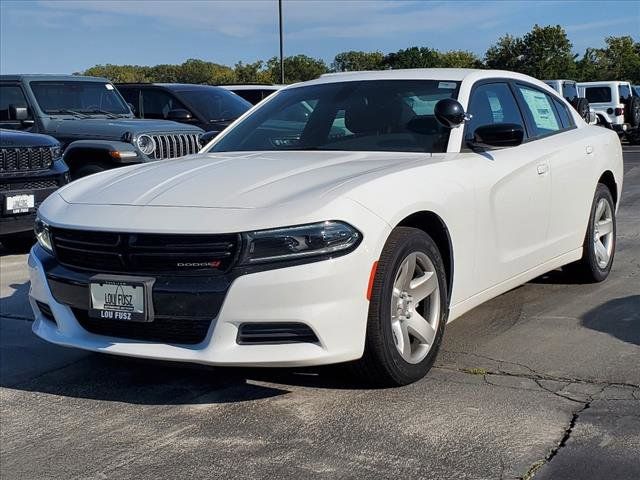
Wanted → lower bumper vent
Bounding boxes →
[237,323,319,345]
[36,301,55,323]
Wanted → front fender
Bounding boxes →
[63,140,145,164]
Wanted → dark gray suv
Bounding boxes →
[0,75,204,178]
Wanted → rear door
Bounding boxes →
[463,81,552,289]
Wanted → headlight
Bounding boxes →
[34,217,53,253]
[136,134,155,155]
[50,145,62,160]
[240,221,361,265]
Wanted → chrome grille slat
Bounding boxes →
[148,133,199,160]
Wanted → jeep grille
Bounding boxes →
[150,133,200,160]
[0,146,55,172]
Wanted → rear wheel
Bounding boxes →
[625,96,640,128]
[352,227,448,386]
[566,184,616,282]
[572,97,590,122]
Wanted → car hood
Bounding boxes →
[48,118,203,139]
[58,150,444,209]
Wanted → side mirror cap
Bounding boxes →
[9,105,29,121]
[434,98,467,128]
[470,123,524,149]
[167,109,193,121]
[199,130,219,147]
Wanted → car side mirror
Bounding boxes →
[127,102,137,115]
[434,98,467,128]
[469,123,524,149]
[10,105,29,121]
[167,109,193,121]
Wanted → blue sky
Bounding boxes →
[1,0,638,74]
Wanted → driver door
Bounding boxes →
[464,81,552,290]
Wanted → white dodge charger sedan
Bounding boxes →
[28,69,623,386]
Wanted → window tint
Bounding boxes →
[210,80,459,154]
[562,82,578,101]
[584,87,612,103]
[552,98,573,129]
[465,82,525,140]
[118,88,139,114]
[0,85,30,121]
[233,89,271,105]
[141,89,188,119]
[619,85,631,102]
[517,85,562,137]
[179,89,250,121]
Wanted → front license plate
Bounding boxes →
[89,277,154,322]
[5,193,35,214]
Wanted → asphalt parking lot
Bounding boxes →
[1,146,638,480]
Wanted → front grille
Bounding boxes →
[73,308,211,344]
[0,178,59,192]
[0,147,55,172]
[150,133,200,160]
[50,228,240,275]
[237,323,319,345]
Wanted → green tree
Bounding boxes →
[82,64,151,82]
[332,50,386,72]
[437,50,483,68]
[177,58,235,84]
[576,36,640,82]
[485,34,523,71]
[234,60,273,83]
[384,47,439,69]
[266,54,328,83]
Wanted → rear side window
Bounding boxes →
[465,82,526,141]
[516,85,562,137]
[619,85,631,102]
[585,87,612,103]
[118,87,139,113]
[141,89,188,119]
[562,82,578,101]
[552,98,574,129]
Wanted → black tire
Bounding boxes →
[72,161,111,180]
[626,129,640,145]
[572,97,590,122]
[351,227,448,387]
[566,184,616,282]
[1,232,35,253]
[625,96,640,128]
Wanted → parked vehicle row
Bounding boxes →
[27,68,623,386]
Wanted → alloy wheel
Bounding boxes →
[593,198,614,269]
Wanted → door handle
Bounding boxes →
[537,163,549,175]
[585,145,594,155]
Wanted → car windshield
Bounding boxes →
[179,88,251,122]
[209,80,459,154]
[31,81,130,115]
[584,86,612,103]
[562,82,578,100]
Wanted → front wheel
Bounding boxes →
[352,227,448,387]
[566,184,616,282]
[72,161,111,180]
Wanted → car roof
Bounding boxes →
[219,85,284,91]
[0,74,110,82]
[578,81,630,86]
[116,83,229,92]
[293,68,544,89]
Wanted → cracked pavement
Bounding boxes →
[1,146,639,480]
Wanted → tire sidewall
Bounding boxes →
[583,185,616,281]
[369,229,448,384]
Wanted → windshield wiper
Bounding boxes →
[46,109,90,118]
[83,109,121,119]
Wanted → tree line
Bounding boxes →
[81,25,640,85]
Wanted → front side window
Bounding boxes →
[118,88,140,114]
[584,87,612,103]
[178,89,250,122]
[31,81,130,115]
[517,85,562,137]
[465,82,525,141]
[0,85,30,121]
[140,89,188,119]
[210,80,460,154]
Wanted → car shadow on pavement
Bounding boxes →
[581,295,640,346]
[0,281,33,320]
[529,267,593,285]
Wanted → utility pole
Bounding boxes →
[279,0,284,84]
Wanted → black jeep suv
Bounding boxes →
[0,129,69,249]
[0,75,204,179]
[116,83,251,137]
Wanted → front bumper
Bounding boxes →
[0,160,69,236]
[28,238,378,367]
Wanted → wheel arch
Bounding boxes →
[598,170,618,205]
[63,147,113,174]
[395,211,454,303]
